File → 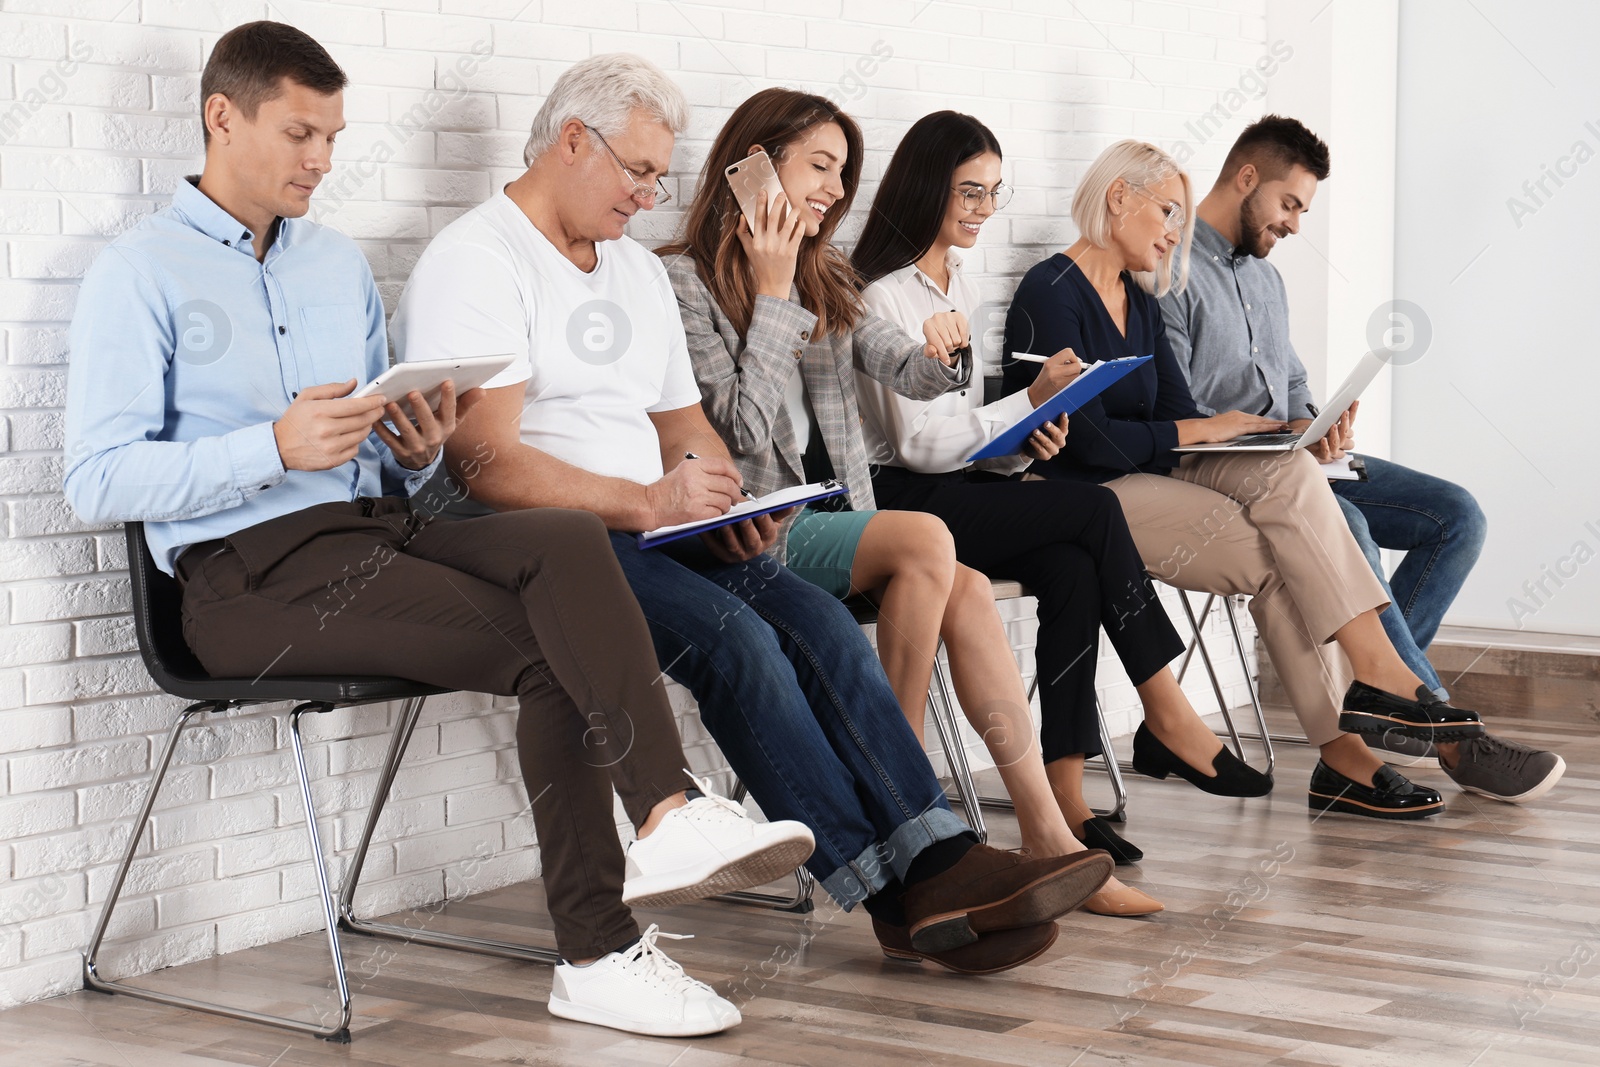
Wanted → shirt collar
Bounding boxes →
[909,248,963,294]
[1193,217,1247,263]
[172,176,292,254]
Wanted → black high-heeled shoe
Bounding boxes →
[1076,815,1143,865]
[1131,722,1274,797]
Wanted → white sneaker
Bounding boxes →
[548,924,741,1037]
[622,771,815,908]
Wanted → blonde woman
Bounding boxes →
[1003,139,1488,819]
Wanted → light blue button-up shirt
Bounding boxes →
[64,178,438,575]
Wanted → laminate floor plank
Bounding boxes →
[6,706,1599,1065]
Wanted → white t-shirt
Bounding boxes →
[393,190,702,485]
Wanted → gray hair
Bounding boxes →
[523,53,690,167]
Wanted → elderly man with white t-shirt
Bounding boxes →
[394,53,1112,979]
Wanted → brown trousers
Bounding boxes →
[177,497,686,959]
[1105,449,1389,747]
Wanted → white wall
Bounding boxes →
[1264,0,1398,456]
[0,0,1270,1008]
[1393,0,1600,636]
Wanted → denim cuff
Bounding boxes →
[817,806,973,910]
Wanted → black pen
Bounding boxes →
[684,452,754,497]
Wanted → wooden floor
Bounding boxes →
[5,707,1600,1066]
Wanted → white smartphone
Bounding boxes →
[355,354,515,417]
[724,150,786,232]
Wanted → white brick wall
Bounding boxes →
[0,0,1271,1008]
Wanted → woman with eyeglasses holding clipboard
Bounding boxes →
[853,113,1266,896]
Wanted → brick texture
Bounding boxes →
[0,0,1271,1008]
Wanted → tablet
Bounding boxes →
[356,354,516,415]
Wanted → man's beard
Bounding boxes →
[1237,188,1275,258]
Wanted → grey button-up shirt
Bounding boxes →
[1158,217,1315,421]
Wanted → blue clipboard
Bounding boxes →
[966,355,1153,462]
[637,481,849,549]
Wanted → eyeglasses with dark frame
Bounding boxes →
[583,123,672,206]
[951,182,1013,212]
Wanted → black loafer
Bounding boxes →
[1307,760,1444,819]
[1131,722,1274,797]
[1077,815,1143,865]
[1339,681,1485,742]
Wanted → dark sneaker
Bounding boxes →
[1442,734,1566,803]
[872,916,1059,976]
[1307,760,1444,820]
[1363,729,1441,769]
[902,844,1112,954]
[1338,681,1486,742]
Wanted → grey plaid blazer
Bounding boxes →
[663,252,969,562]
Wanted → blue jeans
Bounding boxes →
[1331,455,1486,697]
[608,533,970,908]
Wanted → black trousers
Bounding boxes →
[872,467,1184,762]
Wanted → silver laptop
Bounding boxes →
[1173,349,1386,453]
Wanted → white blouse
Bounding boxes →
[857,253,1035,476]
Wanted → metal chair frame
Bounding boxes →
[1170,590,1313,775]
[87,524,813,1045]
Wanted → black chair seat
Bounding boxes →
[125,522,448,708]
[160,672,451,705]
[842,595,879,625]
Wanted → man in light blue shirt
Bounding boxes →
[61,21,815,1038]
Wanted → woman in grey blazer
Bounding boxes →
[659,88,1160,916]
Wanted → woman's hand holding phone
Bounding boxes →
[739,188,805,300]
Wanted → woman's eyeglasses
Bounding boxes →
[1134,187,1185,233]
[951,183,1013,212]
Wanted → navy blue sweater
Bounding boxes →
[1003,253,1203,484]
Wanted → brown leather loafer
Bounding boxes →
[902,844,1113,954]
[871,915,1059,976]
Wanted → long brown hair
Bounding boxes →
[658,87,865,339]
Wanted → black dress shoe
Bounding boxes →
[1131,722,1274,798]
[1307,759,1444,819]
[1077,815,1143,865]
[1338,681,1485,742]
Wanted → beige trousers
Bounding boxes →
[1104,449,1389,747]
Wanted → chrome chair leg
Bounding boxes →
[1093,695,1129,821]
[1221,595,1278,774]
[927,653,988,844]
[1176,589,1249,761]
[84,701,356,1042]
[337,697,561,963]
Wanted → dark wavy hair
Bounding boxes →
[657,88,865,339]
[851,111,1003,287]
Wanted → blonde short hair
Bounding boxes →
[523,53,689,166]
[1071,139,1194,297]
